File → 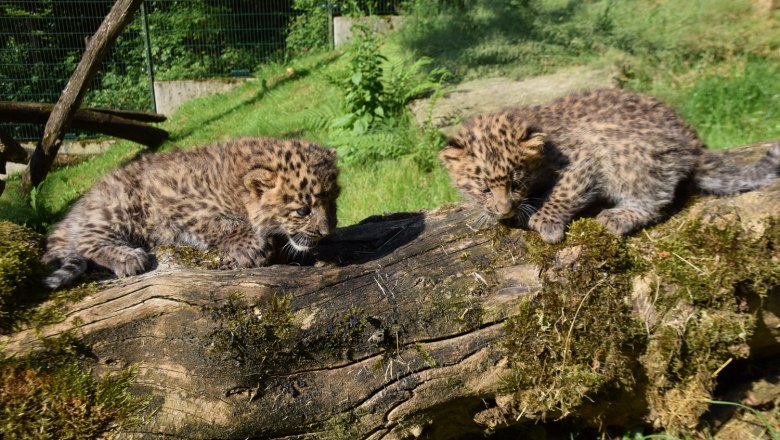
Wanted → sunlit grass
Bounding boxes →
[338,158,458,225]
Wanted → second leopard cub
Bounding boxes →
[44,137,339,289]
[441,89,780,243]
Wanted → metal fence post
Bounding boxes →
[140,1,156,113]
[325,4,336,50]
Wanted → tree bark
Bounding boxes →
[0,102,168,151]
[21,0,145,191]
[3,142,779,439]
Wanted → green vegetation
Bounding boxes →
[0,334,149,439]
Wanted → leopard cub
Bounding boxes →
[441,88,780,243]
[44,137,340,289]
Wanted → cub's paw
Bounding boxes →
[596,208,644,236]
[112,248,151,277]
[224,246,270,269]
[528,212,566,244]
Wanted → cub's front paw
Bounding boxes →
[112,248,151,277]
[528,213,566,244]
[225,246,270,269]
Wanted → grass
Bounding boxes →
[653,58,780,148]
[0,50,458,229]
[397,0,778,82]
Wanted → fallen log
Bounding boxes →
[0,101,168,150]
[3,141,779,439]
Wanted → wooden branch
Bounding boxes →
[0,102,168,150]
[3,142,779,438]
[83,107,166,123]
[21,0,145,190]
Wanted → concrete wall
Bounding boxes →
[333,15,403,47]
[153,78,248,117]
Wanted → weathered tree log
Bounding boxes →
[3,142,779,439]
[22,0,145,191]
[0,101,168,151]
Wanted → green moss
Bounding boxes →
[634,216,779,431]
[503,215,779,432]
[413,343,437,368]
[322,410,363,440]
[0,332,149,439]
[204,292,295,384]
[503,219,643,418]
[322,305,367,360]
[19,282,101,329]
[157,245,225,269]
[0,221,46,331]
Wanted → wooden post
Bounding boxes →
[21,0,145,191]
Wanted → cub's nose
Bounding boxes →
[494,199,514,219]
[315,214,333,237]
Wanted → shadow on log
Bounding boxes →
[2,142,779,439]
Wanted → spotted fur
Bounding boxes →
[44,137,340,289]
[440,89,780,243]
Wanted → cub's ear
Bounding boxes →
[439,138,466,163]
[520,131,547,156]
[243,167,277,195]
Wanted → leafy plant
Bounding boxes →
[331,25,388,133]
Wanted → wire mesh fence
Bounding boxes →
[0,0,402,141]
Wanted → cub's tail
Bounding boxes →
[43,230,87,290]
[695,144,780,194]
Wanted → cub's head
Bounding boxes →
[242,139,340,252]
[440,111,546,221]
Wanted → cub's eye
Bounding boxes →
[481,187,491,194]
[296,206,311,216]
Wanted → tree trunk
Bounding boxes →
[3,142,779,439]
[21,0,144,191]
[0,102,168,151]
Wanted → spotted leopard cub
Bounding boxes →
[44,137,340,289]
[441,89,780,243]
